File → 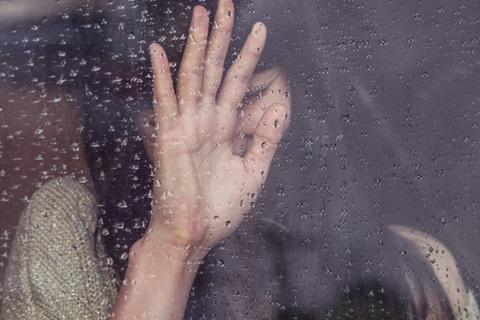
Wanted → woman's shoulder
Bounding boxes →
[31,176,96,205]
[1,177,117,319]
[23,176,99,233]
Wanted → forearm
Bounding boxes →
[109,237,205,320]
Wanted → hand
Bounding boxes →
[145,0,291,254]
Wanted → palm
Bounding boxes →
[147,0,291,248]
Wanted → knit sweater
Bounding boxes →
[0,177,117,319]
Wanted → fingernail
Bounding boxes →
[252,22,266,36]
[149,43,158,53]
[193,5,206,19]
[192,6,199,21]
[149,43,165,57]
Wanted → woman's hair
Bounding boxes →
[323,228,459,319]
[325,277,454,320]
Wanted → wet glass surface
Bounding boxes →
[1,0,480,318]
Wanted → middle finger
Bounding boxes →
[177,5,210,112]
[202,0,235,102]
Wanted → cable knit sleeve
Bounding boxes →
[1,177,118,320]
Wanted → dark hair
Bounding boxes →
[321,230,457,319]
[325,278,454,320]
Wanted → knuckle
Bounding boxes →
[182,65,204,78]
[205,56,224,70]
[230,70,251,89]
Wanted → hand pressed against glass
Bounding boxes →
[144,2,291,251]
[111,1,291,319]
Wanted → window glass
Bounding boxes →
[1,0,480,319]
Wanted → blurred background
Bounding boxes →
[0,0,96,285]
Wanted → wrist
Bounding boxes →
[110,235,204,320]
[130,232,208,269]
[149,207,211,248]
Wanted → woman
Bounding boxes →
[1,0,291,318]
[2,0,480,319]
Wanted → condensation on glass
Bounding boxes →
[1,0,480,319]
